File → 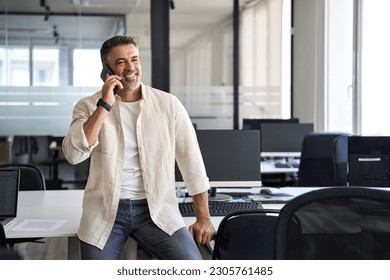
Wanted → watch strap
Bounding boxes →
[96,98,112,111]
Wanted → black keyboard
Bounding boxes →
[179,201,263,217]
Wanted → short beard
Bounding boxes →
[125,81,140,91]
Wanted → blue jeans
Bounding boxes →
[80,199,202,260]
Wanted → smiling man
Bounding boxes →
[62,35,214,260]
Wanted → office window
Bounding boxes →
[0,47,29,86]
[240,0,291,120]
[73,49,102,87]
[325,0,354,133]
[326,0,390,135]
[32,48,59,86]
[360,0,390,135]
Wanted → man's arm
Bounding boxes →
[188,191,215,245]
[83,106,109,147]
[83,73,121,147]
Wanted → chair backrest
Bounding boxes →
[212,209,280,260]
[332,134,349,185]
[0,164,46,191]
[274,187,390,259]
[298,132,348,186]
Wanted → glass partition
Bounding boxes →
[170,0,291,129]
[0,12,125,136]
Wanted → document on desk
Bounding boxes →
[9,219,68,232]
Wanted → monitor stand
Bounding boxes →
[208,187,232,202]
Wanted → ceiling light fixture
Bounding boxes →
[53,25,59,44]
[44,6,50,21]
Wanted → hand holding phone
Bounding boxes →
[100,64,118,94]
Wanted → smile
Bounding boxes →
[124,73,137,80]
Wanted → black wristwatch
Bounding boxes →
[96,98,112,111]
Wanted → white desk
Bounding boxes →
[5,188,315,259]
[5,190,144,260]
[5,190,83,259]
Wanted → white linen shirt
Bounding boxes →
[62,83,210,249]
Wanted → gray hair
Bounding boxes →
[100,35,138,65]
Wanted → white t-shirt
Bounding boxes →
[119,100,146,200]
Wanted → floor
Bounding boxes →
[13,237,213,260]
[13,238,68,260]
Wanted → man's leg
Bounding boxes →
[132,222,202,260]
[79,199,133,260]
[129,199,202,260]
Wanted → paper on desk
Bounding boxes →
[10,219,68,232]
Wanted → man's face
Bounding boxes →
[109,44,142,91]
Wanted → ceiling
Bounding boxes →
[1,0,245,50]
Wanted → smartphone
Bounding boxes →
[100,64,118,94]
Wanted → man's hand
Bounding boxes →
[189,191,215,245]
[189,217,215,245]
[101,73,122,105]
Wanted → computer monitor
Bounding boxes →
[175,129,262,201]
[260,123,314,157]
[242,118,299,130]
[348,136,390,187]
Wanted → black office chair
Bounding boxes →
[332,134,349,185]
[0,164,46,191]
[0,164,46,249]
[298,132,349,186]
[274,187,390,259]
[212,209,280,260]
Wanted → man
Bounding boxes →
[62,35,214,259]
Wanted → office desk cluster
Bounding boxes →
[5,187,316,260]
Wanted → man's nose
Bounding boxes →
[125,60,135,69]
